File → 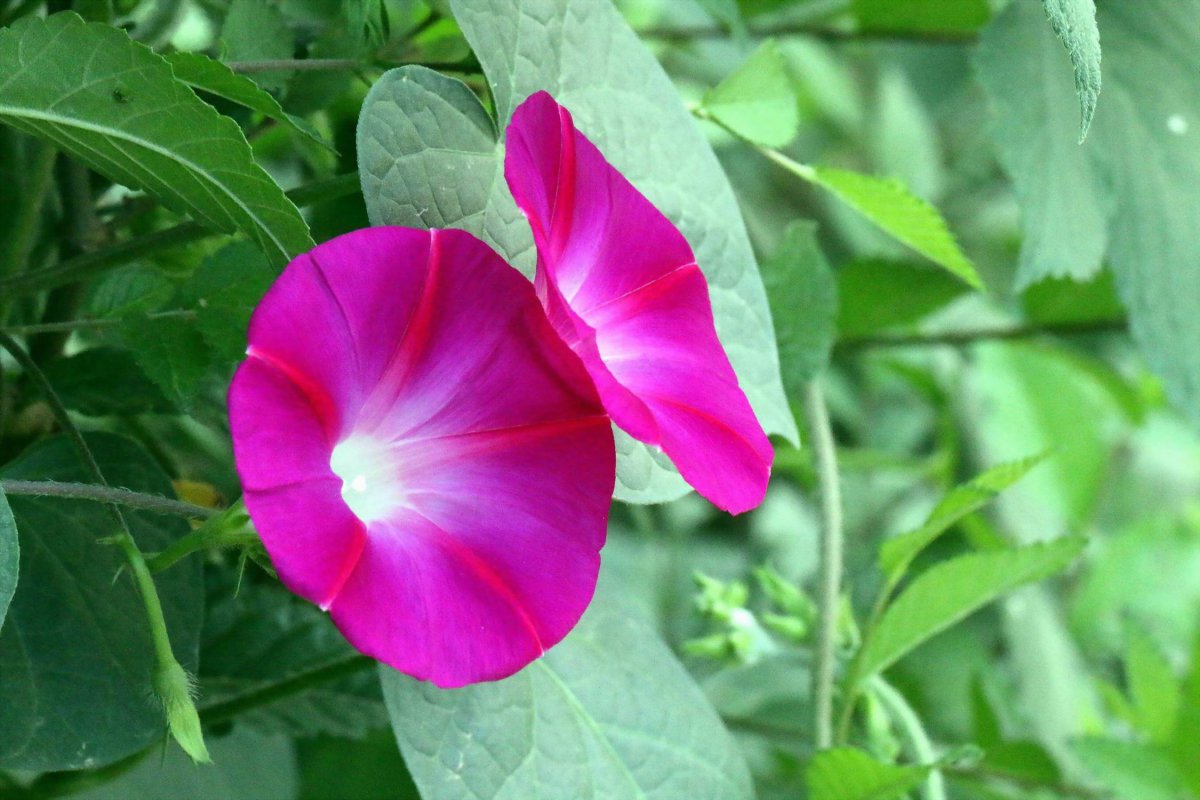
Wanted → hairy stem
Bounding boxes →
[806,380,843,750]
[0,479,216,519]
[872,677,946,800]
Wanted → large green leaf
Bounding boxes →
[0,434,203,771]
[979,1,1200,426]
[383,597,754,800]
[762,221,836,403]
[806,747,929,800]
[976,0,1108,287]
[1072,738,1194,800]
[0,13,312,268]
[856,537,1084,681]
[0,489,15,631]
[701,39,799,148]
[358,0,797,500]
[836,260,967,338]
[1042,0,1102,141]
[40,347,175,416]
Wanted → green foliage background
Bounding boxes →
[0,0,1198,798]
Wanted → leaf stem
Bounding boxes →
[805,380,843,750]
[0,171,363,298]
[872,676,946,800]
[1,309,196,336]
[640,23,978,44]
[0,479,216,519]
[835,318,1128,350]
[226,58,478,74]
[198,653,376,726]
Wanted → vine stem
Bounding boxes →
[805,380,843,750]
[0,480,215,519]
[0,309,196,336]
[872,677,946,800]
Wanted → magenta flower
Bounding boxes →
[504,92,773,515]
[228,227,615,687]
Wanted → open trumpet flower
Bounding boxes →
[229,226,615,687]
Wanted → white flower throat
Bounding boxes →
[329,433,406,523]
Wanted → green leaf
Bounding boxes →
[1072,738,1193,800]
[1020,270,1125,326]
[0,13,312,269]
[879,453,1049,586]
[976,1,1108,287]
[701,39,798,148]
[180,241,274,363]
[119,314,214,410]
[1127,629,1181,743]
[805,747,929,800]
[980,0,1200,426]
[165,51,329,149]
[1042,0,1102,141]
[298,731,420,800]
[220,0,295,94]
[41,347,175,416]
[852,0,989,33]
[1172,637,1200,795]
[199,579,387,740]
[383,597,754,800]
[812,167,982,290]
[837,260,967,338]
[358,0,798,501]
[89,265,176,318]
[856,537,1084,681]
[0,434,203,771]
[0,488,16,631]
[762,221,836,401]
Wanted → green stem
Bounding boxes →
[0,171,363,298]
[871,677,946,800]
[640,22,977,44]
[148,526,258,573]
[113,533,175,665]
[0,479,216,519]
[198,654,376,726]
[1,309,196,336]
[226,58,477,74]
[0,141,56,282]
[835,318,1128,351]
[806,380,843,750]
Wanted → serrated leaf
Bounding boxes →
[857,537,1084,681]
[806,747,928,800]
[165,51,329,149]
[120,314,214,409]
[1127,629,1181,743]
[762,220,836,401]
[0,434,203,771]
[221,0,294,94]
[41,347,175,416]
[88,266,176,318]
[812,167,982,290]
[0,13,312,268]
[1073,738,1193,800]
[180,241,274,362]
[837,259,967,338]
[879,453,1049,586]
[358,0,797,501]
[0,488,16,631]
[1042,0,1102,141]
[976,1,1108,287]
[701,39,798,148]
[979,0,1200,426]
[383,596,754,800]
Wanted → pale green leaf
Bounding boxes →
[0,13,312,268]
[702,39,798,148]
[221,0,294,94]
[1042,0,1102,141]
[358,0,798,501]
[879,453,1049,586]
[1072,738,1192,800]
[857,537,1085,680]
[976,0,1108,286]
[0,489,15,631]
[762,220,836,401]
[165,51,329,149]
[812,167,982,290]
[1127,629,1181,743]
[384,597,754,800]
[0,434,203,771]
[806,747,928,800]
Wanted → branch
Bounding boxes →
[198,654,376,726]
[836,318,1128,351]
[639,23,978,45]
[805,380,843,750]
[226,57,479,74]
[0,479,216,519]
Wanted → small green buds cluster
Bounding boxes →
[686,567,817,664]
[153,659,210,763]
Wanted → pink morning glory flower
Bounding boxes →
[504,92,773,515]
[228,226,615,687]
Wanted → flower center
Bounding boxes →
[329,434,406,523]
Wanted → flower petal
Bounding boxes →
[504,91,772,514]
[230,225,615,686]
